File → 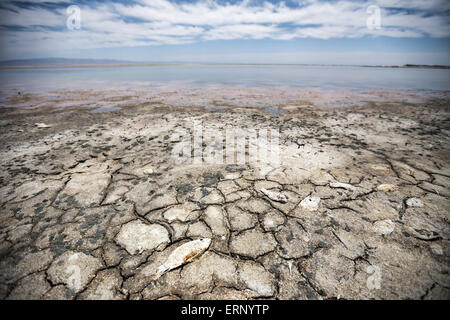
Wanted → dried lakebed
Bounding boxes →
[0,94,449,300]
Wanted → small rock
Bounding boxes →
[223,172,241,180]
[377,184,398,192]
[329,182,356,191]
[133,167,155,176]
[35,123,51,128]
[370,164,390,174]
[299,196,320,211]
[372,219,395,235]
[430,243,443,255]
[142,167,154,174]
[156,238,211,278]
[406,198,423,208]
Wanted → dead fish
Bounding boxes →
[329,182,356,191]
[260,188,288,203]
[156,238,211,279]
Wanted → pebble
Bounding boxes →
[35,122,51,128]
[406,197,423,208]
[299,196,320,211]
[143,167,154,174]
[430,243,443,255]
[370,164,390,174]
[373,219,395,235]
[377,184,398,192]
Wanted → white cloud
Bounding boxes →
[0,6,64,27]
[204,24,280,40]
[0,0,449,56]
[111,0,450,38]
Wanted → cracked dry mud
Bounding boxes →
[0,94,449,300]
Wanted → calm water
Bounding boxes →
[0,65,449,92]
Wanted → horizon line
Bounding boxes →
[0,62,449,69]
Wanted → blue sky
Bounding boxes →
[0,0,449,65]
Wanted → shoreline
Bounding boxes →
[0,63,201,70]
[1,87,449,112]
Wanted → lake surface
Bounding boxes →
[1,65,449,110]
[1,64,449,92]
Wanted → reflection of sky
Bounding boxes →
[1,65,449,94]
[1,68,449,111]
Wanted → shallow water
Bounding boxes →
[0,65,449,109]
[1,64,449,91]
[90,105,122,113]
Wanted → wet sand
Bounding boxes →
[0,89,449,299]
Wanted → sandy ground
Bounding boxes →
[0,90,449,300]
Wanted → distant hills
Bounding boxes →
[361,64,450,69]
[0,58,138,66]
[0,58,448,69]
